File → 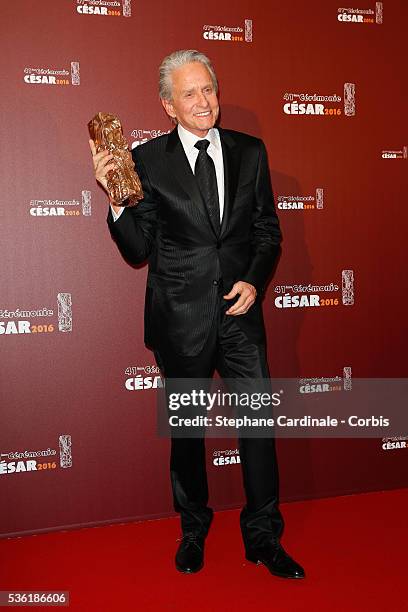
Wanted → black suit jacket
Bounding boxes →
[107,126,282,356]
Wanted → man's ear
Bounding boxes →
[161,97,176,120]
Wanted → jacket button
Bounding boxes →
[213,280,219,286]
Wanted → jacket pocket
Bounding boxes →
[147,272,186,295]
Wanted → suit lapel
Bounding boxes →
[165,127,217,236]
[219,127,241,238]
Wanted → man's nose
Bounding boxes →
[197,90,209,107]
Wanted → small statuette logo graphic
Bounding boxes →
[122,0,131,17]
[59,435,72,468]
[342,270,354,305]
[244,19,253,42]
[344,83,355,117]
[376,2,383,24]
[316,188,324,209]
[71,61,80,85]
[403,146,408,159]
[81,190,92,216]
[343,367,352,391]
[57,293,73,332]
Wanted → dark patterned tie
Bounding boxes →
[194,139,220,235]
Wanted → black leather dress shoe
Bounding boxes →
[175,532,205,573]
[246,542,305,579]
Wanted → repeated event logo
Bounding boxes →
[0,435,72,476]
[381,146,407,159]
[212,448,241,466]
[277,188,324,211]
[283,83,356,117]
[0,293,73,336]
[130,128,171,150]
[202,19,253,43]
[381,436,408,451]
[337,2,383,24]
[24,62,80,86]
[76,0,131,16]
[30,190,92,218]
[299,367,352,394]
[274,270,355,309]
[124,365,163,391]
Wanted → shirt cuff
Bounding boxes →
[110,204,124,221]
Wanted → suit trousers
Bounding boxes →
[154,285,284,551]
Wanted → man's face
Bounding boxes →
[161,62,219,137]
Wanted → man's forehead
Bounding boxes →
[172,63,212,87]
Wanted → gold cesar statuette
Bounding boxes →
[88,112,144,206]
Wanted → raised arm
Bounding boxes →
[89,140,158,264]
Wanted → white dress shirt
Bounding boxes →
[110,123,225,222]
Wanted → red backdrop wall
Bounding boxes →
[1,0,407,538]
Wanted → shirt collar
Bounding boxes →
[177,123,220,152]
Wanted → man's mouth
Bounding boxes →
[194,111,212,117]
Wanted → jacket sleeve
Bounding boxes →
[106,149,158,265]
[240,139,282,293]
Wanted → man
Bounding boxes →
[90,49,305,579]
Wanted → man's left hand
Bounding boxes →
[223,281,257,315]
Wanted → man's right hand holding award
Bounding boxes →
[89,111,143,214]
[89,139,121,213]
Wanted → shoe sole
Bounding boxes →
[246,556,305,579]
[175,563,204,574]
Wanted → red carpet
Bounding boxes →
[1,489,407,611]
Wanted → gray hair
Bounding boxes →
[159,49,218,101]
